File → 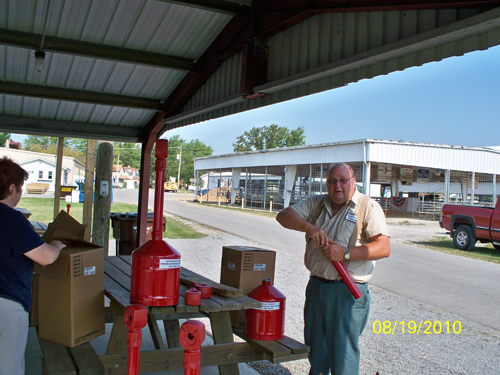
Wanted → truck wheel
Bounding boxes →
[453,225,476,251]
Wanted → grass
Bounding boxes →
[406,236,500,264]
[18,197,206,239]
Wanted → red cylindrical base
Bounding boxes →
[245,279,285,341]
[185,288,202,306]
[130,239,181,306]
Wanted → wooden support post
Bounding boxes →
[92,142,113,255]
[270,199,273,212]
[82,139,96,239]
[53,137,64,219]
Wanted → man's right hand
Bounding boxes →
[306,225,330,248]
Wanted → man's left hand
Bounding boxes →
[321,241,345,262]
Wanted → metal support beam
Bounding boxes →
[0,81,160,110]
[0,115,143,143]
[240,39,269,98]
[155,0,251,15]
[0,28,193,71]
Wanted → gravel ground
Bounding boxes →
[158,214,500,375]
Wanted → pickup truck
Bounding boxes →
[440,198,500,251]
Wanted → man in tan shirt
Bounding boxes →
[276,162,390,375]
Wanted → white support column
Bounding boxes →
[284,165,297,208]
[493,174,497,205]
[461,178,468,204]
[195,170,199,198]
[444,170,450,204]
[263,166,268,209]
[308,164,312,196]
[320,165,324,194]
[363,162,371,196]
[231,168,242,204]
[471,172,475,205]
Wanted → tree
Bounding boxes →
[113,143,141,170]
[233,125,306,152]
[22,136,87,164]
[0,133,10,147]
[162,135,213,188]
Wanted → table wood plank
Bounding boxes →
[209,311,240,375]
[38,338,76,375]
[232,329,292,359]
[99,343,264,374]
[163,319,182,349]
[276,336,310,355]
[180,268,243,297]
[69,342,105,375]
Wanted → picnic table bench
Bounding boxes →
[36,255,309,374]
[25,183,50,194]
[15,207,32,218]
[30,221,48,235]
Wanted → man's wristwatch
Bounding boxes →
[344,247,350,260]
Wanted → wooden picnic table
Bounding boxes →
[15,207,31,218]
[37,255,309,374]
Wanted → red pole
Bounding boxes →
[124,305,148,375]
[153,140,169,241]
[328,240,363,300]
[179,320,205,375]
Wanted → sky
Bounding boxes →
[11,44,500,155]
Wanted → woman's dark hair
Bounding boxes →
[0,157,29,200]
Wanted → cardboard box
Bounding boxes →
[220,246,276,328]
[34,211,105,347]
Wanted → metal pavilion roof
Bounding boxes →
[2,1,500,144]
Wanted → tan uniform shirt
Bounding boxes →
[292,189,389,283]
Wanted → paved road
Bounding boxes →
[113,189,500,331]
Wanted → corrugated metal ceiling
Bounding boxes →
[2,1,500,143]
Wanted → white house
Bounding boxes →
[19,158,71,192]
[112,165,140,189]
[0,147,85,192]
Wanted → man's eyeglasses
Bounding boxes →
[327,178,353,186]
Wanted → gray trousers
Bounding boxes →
[304,277,370,375]
[0,298,29,375]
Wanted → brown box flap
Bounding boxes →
[43,211,87,240]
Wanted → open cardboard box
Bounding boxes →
[33,211,105,347]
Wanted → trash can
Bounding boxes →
[110,212,167,255]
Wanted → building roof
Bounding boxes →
[2,2,500,143]
[19,157,71,171]
[194,139,500,174]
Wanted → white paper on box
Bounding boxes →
[255,302,280,311]
[253,263,266,271]
[159,259,181,269]
[84,266,96,276]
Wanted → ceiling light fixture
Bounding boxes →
[34,50,46,72]
[34,0,51,73]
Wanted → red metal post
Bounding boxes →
[328,240,363,299]
[179,320,205,375]
[124,305,148,375]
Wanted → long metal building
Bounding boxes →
[193,139,500,218]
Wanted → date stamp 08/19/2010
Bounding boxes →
[373,320,462,335]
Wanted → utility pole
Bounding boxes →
[177,145,182,189]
